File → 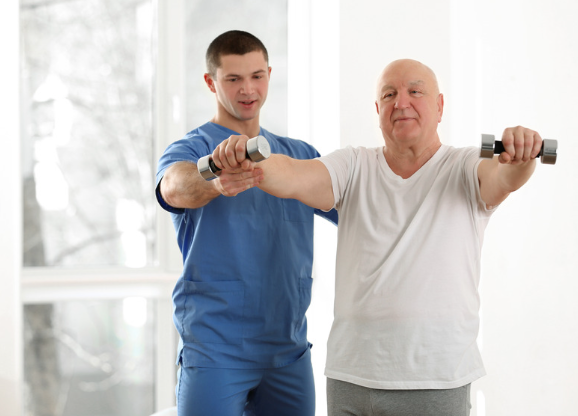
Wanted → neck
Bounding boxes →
[383,139,442,179]
[211,111,261,138]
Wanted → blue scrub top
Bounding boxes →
[156,122,337,369]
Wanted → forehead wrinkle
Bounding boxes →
[383,79,425,89]
[378,79,426,97]
[408,80,430,93]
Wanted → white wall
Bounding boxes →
[335,0,578,415]
[464,2,578,415]
[340,0,453,148]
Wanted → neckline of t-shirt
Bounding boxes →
[379,144,448,183]
[207,121,265,139]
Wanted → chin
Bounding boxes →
[239,113,259,122]
[392,130,416,139]
[238,108,262,119]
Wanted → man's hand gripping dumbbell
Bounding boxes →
[198,135,270,195]
[480,132,558,165]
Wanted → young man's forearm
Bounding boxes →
[160,161,220,209]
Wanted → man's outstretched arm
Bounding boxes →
[210,134,335,211]
[160,160,263,210]
[258,155,334,211]
[477,126,540,208]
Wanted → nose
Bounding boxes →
[240,79,254,95]
[394,92,410,109]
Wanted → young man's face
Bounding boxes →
[205,51,271,123]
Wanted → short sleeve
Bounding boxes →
[318,147,356,210]
[461,146,497,215]
[155,133,213,213]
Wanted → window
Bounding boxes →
[23,299,155,416]
[20,1,160,414]
[19,1,289,414]
[21,0,156,269]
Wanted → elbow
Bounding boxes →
[159,177,179,208]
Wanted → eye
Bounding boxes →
[227,77,238,82]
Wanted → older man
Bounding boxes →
[212,58,543,415]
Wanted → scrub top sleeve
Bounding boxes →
[155,136,209,215]
[314,208,338,225]
[155,179,184,215]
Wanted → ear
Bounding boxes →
[204,73,216,93]
[375,101,380,115]
[437,93,444,122]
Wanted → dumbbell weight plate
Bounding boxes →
[246,135,271,162]
[197,155,220,180]
[541,139,557,165]
[480,134,496,159]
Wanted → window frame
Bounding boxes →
[16,0,187,412]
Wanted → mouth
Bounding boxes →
[239,100,257,108]
[393,116,415,123]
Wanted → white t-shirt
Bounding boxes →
[319,145,494,390]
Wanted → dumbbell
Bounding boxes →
[480,134,557,165]
[198,135,271,180]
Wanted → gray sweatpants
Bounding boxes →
[327,378,471,416]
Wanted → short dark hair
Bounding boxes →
[205,30,269,76]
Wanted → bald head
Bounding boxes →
[374,58,444,148]
[376,59,440,100]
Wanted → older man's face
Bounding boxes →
[375,60,444,146]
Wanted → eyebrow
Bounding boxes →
[224,69,267,78]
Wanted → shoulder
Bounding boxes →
[436,146,484,192]
[261,127,321,159]
[441,145,479,160]
[436,145,481,171]
[320,146,381,173]
[325,145,381,162]
[163,122,231,158]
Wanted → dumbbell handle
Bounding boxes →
[197,135,271,180]
[480,134,557,165]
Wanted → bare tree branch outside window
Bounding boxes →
[21,0,156,268]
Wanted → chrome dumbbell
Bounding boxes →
[197,135,271,180]
[480,134,557,165]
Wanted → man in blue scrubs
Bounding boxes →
[156,30,336,415]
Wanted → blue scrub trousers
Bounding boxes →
[176,346,315,416]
